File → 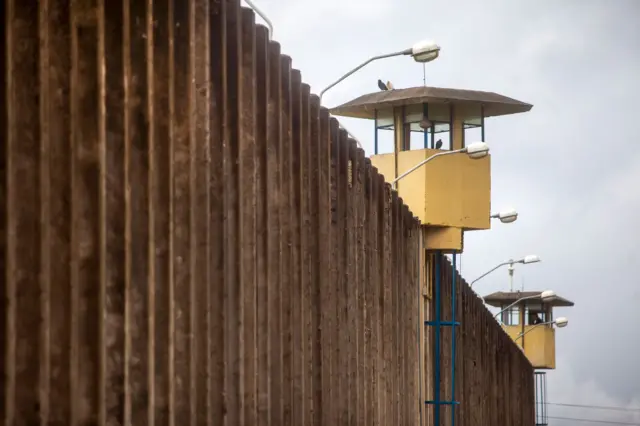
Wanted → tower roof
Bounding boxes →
[330,85,533,120]
[483,290,575,308]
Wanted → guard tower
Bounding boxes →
[330,86,533,252]
[483,290,575,369]
[484,290,574,426]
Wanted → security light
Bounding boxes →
[409,40,441,63]
[521,255,541,264]
[491,208,518,224]
[391,142,490,189]
[320,39,441,103]
[471,253,540,288]
[465,141,490,159]
[540,290,556,302]
[554,317,569,328]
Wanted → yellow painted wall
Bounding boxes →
[423,226,463,252]
[370,149,491,230]
[504,325,556,369]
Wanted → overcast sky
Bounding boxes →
[251,0,640,424]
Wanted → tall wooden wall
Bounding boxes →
[1,0,534,425]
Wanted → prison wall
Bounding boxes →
[1,0,532,425]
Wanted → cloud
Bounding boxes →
[548,362,640,426]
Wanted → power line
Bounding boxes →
[548,402,640,412]
[548,415,640,425]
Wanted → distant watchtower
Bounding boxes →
[331,86,532,252]
[483,290,575,369]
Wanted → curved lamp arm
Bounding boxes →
[391,149,466,189]
[470,261,512,288]
[319,49,410,103]
[514,320,554,342]
[493,294,540,319]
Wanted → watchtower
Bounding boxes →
[483,290,575,369]
[331,85,532,252]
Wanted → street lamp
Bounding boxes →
[470,254,541,288]
[491,208,518,224]
[318,40,440,150]
[391,141,489,189]
[515,317,569,342]
[493,290,556,320]
[319,40,441,102]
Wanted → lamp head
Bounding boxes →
[410,40,441,63]
[554,317,569,328]
[521,255,541,264]
[465,141,490,159]
[540,290,556,302]
[494,208,518,224]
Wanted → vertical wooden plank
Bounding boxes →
[239,7,258,425]
[342,132,356,426]
[402,206,410,424]
[425,253,434,426]
[266,38,283,426]
[101,1,126,424]
[0,4,7,420]
[145,0,173,422]
[4,0,41,423]
[32,0,73,423]
[71,2,103,423]
[381,182,392,425]
[209,1,227,423]
[315,99,332,426]
[318,106,333,426]
[330,119,345,425]
[171,0,194,419]
[290,68,305,425]
[363,160,372,425]
[223,0,243,423]
[193,0,212,423]
[37,2,52,423]
[254,22,269,426]
[373,173,385,426]
[455,265,464,426]
[459,288,468,426]
[299,82,314,426]
[390,192,400,425]
[354,149,366,426]
[279,54,293,426]
[404,209,416,425]
[122,0,149,423]
[412,220,421,426]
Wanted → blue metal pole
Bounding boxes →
[434,252,442,425]
[451,253,458,426]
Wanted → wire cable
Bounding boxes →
[548,415,640,425]
[548,402,640,412]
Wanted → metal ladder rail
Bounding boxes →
[425,252,460,425]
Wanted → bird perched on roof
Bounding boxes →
[386,80,395,90]
[377,79,388,91]
[435,139,443,149]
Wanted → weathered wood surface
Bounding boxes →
[1,0,533,424]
